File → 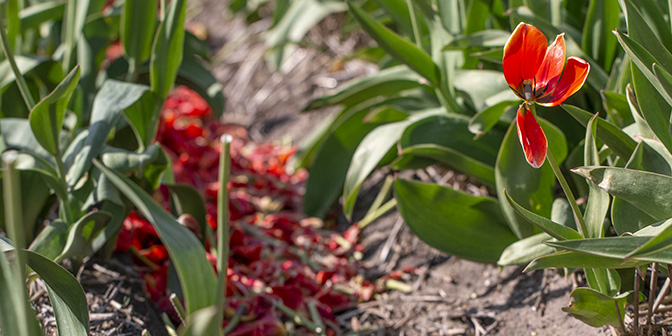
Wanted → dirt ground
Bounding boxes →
[189,1,610,335]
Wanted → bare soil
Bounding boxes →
[190,1,610,335]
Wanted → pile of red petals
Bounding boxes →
[114,86,404,334]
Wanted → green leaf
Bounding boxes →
[28,66,80,156]
[166,183,208,240]
[19,1,65,31]
[562,288,634,329]
[495,118,567,239]
[443,30,511,50]
[29,220,68,260]
[121,90,156,149]
[342,110,442,219]
[58,211,112,263]
[504,191,583,241]
[582,0,620,72]
[24,250,89,335]
[468,100,517,138]
[627,218,672,257]
[304,66,429,110]
[176,56,225,118]
[94,160,217,314]
[0,118,50,159]
[121,0,157,70]
[347,2,441,86]
[622,0,672,70]
[453,70,517,111]
[525,251,647,271]
[600,91,634,128]
[393,144,495,188]
[150,0,186,99]
[394,178,517,264]
[265,0,346,70]
[178,306,219,336]
[101,145,170,192]
[573,167,672,221]
[0,248,41,336]
[561,104,636,160]
[303,106,386,218]
[67,80,152,187]
[583,114,610,238]
[497,232,555,266]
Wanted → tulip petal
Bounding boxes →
[536,56,590,107]
[503,22,548,90]
[535,34,566,93]
[516,105,547,168]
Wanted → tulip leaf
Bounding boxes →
[495,118,566,239]
[573,167,672,221]
[562,288,635,329]
[58,211,112,264]
[304,66,429,110]
[497,232,555,267]
[395,178,517,264]
[443,30,511,50]
[28,220,68,260]
[583,114,610,239]
[600,91,634,128]
[561,104,636,160]
[627,218,672,258]
[393,144,495,188]
[343,110,442,219]
[150,0,186,99]
[525,251,647,271]
[504,191,583,241]
[28,66,80,156]
[94,160,217,314]
[582,0,620,72]
[347,2,441,86]
[468,100,517,138]
[121,0,157,70]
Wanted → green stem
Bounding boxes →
[0,4,35,110]
[358,198,397,229]
[53,151,74,225]
[406,0,423,50]
[169,293,187,324]
[546,139,588,236]
[221,305,247,334]
[527,103,587,236]
[216,135,232,326]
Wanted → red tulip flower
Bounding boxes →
[503,22,590,168]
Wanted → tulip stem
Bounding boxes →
[546,149,588,237]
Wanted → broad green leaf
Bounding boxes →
[94,161,217,314]
[29,220,68,260]
[496,118,567,239]
[303,106,387,218]
[583,114,610,238]
[265,0,346,70]
[62,0,91,70]
[468,100,517,138]
[625,83,655,139]
[573,167,672,221]
[504,191,583,241]
[547,236,663,261]
[561,104,636,160]
[562,288,634,328]
[58,211,111,263]
[13,152,67,202]
[653,63,672,106]
[67,80,152,187]
[101,145,170,191]
[343,110,442,219]
[600,91,634,128]
[28,66,80,156]
[25,250,89,336]
[19,1,65,31]
[525,251,647,271]
[150,0,186,99]
[497,232,555,266]
[122,0,157,70]
[443,30,510,50]
[395,178,516,264]
[347,2,441,86]
[371,0,415,39]
[627,218,672,257]
[166,183,208,240]
[582,0,620,72]
[176,56,225,118]
[304,66,428,110]
[178,306,219,336]
[0,118,50,159]
[453,70,516,111]
[622,0,672,70]
[121,90,156,149]
[393,144,495,188]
